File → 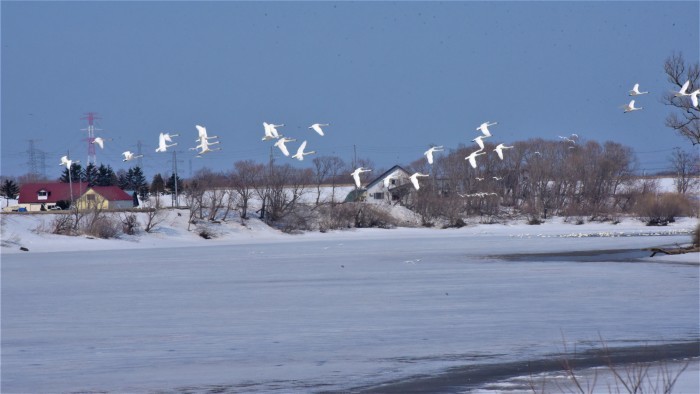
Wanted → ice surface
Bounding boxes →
[2,215,698,393]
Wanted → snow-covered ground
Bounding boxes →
[1,211,698,393]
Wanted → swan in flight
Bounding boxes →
[629,83,648,96]
[156,132,178,153]
[191,138,220,152]
[465,150,486,169]
[309,123,329,136]
[262,122,284,141]
[409,172,429,190]
[494,143,514,160]
[492,176,503,181]
[472,135,489,150]
[92,137,105,149]
[274,137,297,156]
[690,89,700,108]
[475,177,484,181]
[476,121,497,137]
[262,122,279,141]
[622,99,642,113]
[195,125,218,142]
[558,136,576,144]
[191,138,221,156]
[424,146,444,164]
[122,151,143,162]
[291,140,315,161]
[674,80,691,97]
[59,155,79,169]
[351,167,372,188]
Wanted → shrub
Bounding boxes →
[693,222,699,247]
[354,204,397,229]
[120,213,140,235]
[83,214,120,239]
[636,193,695,226]
[49,214,76,235]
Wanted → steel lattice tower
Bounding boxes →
[82,112,100,165]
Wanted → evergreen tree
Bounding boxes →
[59,164,84,183]
[1,179,20,206]
[84,163,99,186]
[117,169,130,190]
[130,167,149,199]
[151,173,165,194]
[96,164,117,186]
[166,173,183,194]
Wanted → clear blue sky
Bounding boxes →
[2,1,698,180]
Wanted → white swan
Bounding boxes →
[291,140,315,161]
[690,89,700,108]
[261,122,279,141]
[409,172,429,190]
[476,121,497,137]
[622,99,642,113]
[122,151,143,162]
[195,125,218,142]
[309,123,329,136]
[156,132,178,153]
[465,150,486,169]
[92,137,105,149]
[424,146,444,164]
[674,80,691,97]
[383,174,397,188]
[59,155,79,169]
[262,122,285,141]
[351,167,372,188]
[494,143,514,160]
[190,138,220,152]
[194,144,222,156]
[629,83,648,96]
[472,135,489,150]
[274,137,297,157]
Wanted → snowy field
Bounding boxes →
[1,212,699,393]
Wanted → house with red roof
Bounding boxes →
[76,186,134,210]
[18,182,89,212]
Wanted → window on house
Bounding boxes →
[391,179,396,185]
[87,194,96,201]
[373,192,384,200]
[37,190,48,200]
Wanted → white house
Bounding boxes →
[350,165,412,204]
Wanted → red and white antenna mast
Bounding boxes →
[82,112,100,165]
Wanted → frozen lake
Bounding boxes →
[2,231,698,393]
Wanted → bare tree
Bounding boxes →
[183,179,204,231]
[231,160,264,221]
[663,52,700,145]
[141,195,166,233]
[312,156,333,206]
[669,147,700,194]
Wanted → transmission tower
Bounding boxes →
[167,151,184,207]
[136,140,143,169]
[81,112,100,165]
[26,139,41,181]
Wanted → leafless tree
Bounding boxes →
[311,156,333,206]
[669,147,700,194]
[663,52,700,145]
[141,195,166,233]
[231,160,264,221]
[183,179,204,231]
